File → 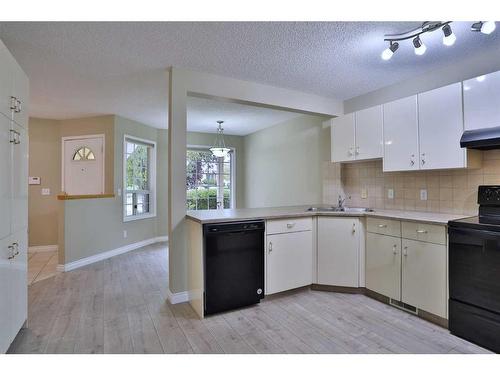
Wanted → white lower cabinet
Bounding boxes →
[266,219,313,295]
[402,238,447,318]
[317,217,360,287]
[366,232,401,301]
[0,237,13,353]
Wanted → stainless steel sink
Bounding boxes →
[306,206,340,212]
[341,207,374,213]
[306,206,373,213]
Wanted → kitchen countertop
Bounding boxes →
[186,205,472,225]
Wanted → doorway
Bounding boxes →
[62,135,105,195]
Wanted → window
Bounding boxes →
[123,135,156,221]
[73,146,95,161]
[186,148,234,210]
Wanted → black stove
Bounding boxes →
[448,185,500,353]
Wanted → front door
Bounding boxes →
[63,135,104,195]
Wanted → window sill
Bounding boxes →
[123,213,156,222]
[58,193,115,200]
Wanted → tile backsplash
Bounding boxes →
[323,150,500,216]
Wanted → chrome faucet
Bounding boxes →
[338,195,346,210]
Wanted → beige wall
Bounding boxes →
[323,151,500,216]
[28,118,61,246]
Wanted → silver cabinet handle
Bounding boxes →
[416,229,428,234]
[393,244,398,255]
[378,224,387,228]
[10,96,17,111]
[9,130,20,145]
[421,159,425,166]
[403,246,408,256]
[268,242,272,253]
[410,159,415,166]
[355,146,360,155]
[15,99,21,113]
[348,147,354,157]
[7,245,15,260]
[12,242,19,257]
[286,223,295,229]
[352,222,356,234]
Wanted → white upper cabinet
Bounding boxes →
[0,115,12,240]
[355,105,384,160]
[383,95,419,172]
[331,113,355,162]
[0,42,13,119]
[418,83,465,170]
[11,62,29,129]
[464,70,500,131]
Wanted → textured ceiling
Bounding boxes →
[1,22,499,129]
[187,96,303,136]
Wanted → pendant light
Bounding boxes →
[210,120,231,158]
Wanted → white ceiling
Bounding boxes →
[1,22,499,130]
[187,96,303,135]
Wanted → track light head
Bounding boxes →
[381,41,399,60]
[413,36,427,55]
[442,24,456,46]
[472,21,496,34]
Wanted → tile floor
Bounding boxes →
[28,250,59,285]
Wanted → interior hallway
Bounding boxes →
[9,242,490,354]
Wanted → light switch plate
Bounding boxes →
[29,176,41,185]
[420,189,428,201]
[41,188,50,196]
[361,188,368,199]
[123,230,128,239]
[387,188,394,199]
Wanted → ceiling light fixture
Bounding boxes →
[442,24,456,46]
[381,41,399,60]
[382,21,496,60]
[210,120,231,158]
[413,36,427,55]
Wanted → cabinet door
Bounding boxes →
[11,61,29,129]
[317,217,359,287]
[464,70,500,131]
[383,95,419,172]
[0,237,13,353]
[11,122,28,234]
[10,228,27,339]
[355,105,383,160]
[402,239,447,318]
[0,114,12,240]
[418,83,465,170]
[331,114,355,162]
[365,232,401,301]
[266,231,312,295]
[0,41,14,119]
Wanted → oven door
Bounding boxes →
[449,226,500,313]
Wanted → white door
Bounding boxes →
[317,217,359,287]
[402,239,447,318]
[464,70,500,131]
[365,232,401,301]
[63,136,104,195]
[418,83,465,170]
[9,228,27,340]
[266,231,313,294]
[383,95,419,172]
[331,114,355,162]
[355,105,384,160]
[11,122,28,234]
[0,236,12,353]
[0,114,11,240]
[0,42,13,119]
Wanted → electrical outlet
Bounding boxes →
[41,188,50,196]
[387,188,394,199]
[123,230,127,238]
[420,189,428,201]
[117,188,122,197]
[361,188,368,199]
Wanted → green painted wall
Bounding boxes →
[243,114,330,208]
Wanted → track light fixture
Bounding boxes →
[381,21,496,60]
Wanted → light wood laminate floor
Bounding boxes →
[28,250,59,285]
[9,242,490,354]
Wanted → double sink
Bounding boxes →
[306,206,374,213]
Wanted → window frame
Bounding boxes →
[123,134,157,222]
[186,144,236,210]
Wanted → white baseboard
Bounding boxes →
[28,245,58,254]
[167,288,190,304]
[58,236,168,272]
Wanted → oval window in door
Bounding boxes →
[73,146,95,161]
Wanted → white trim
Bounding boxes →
[28,245,58,254]
[57,236,168,272]
[61,134,106,194]
[123,134,157,222]
[166,289,190,304]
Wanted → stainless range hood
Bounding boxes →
[460,126,500,150]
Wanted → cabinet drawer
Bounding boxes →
[366,217,401,237]
[401,221,446,245]
[266,217,312,235]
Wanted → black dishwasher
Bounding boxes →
[204,220,265,315]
